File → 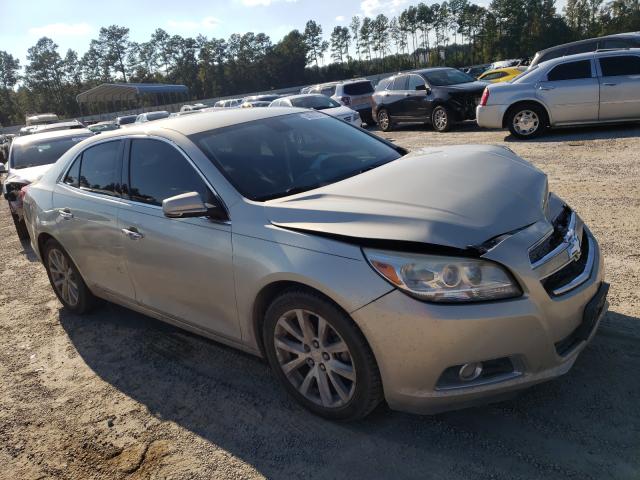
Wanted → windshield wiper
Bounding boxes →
[254,184,322,201]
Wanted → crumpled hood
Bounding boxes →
[440,81,487,94]
[265,145,548,250]
[5,164,53,185]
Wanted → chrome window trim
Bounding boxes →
[57,133,231,223]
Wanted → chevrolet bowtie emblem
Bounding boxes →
[565,229,582,262]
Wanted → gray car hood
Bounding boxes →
[265,145,548,250]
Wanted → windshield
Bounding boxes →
[190,112,403,201]
[290,96,341,110]
[423,69,476,86]
[10,135,92,169]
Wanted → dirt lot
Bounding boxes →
[1,124,639,480]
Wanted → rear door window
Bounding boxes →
[599,55,640,76]
[391,75,408,90]
[78,141,122,196]
[343,81,374,95]
[128,138,215,207]
[408,74,427,90]
[547,60,592,81]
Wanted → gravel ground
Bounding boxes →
[1,123,639,480]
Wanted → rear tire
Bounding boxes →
[263,289,383,421]
[377,108,393,132]
[11,213,29,240]
[506,103,548,139]
[43,239,95,314]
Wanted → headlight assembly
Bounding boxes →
[363,249,522,303]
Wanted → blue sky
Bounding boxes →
[1,0,537,68]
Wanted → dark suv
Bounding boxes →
[529,32,640,68]
[372,68,487,132]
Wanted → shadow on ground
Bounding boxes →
[58,302,640,479]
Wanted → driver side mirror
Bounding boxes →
[163,192,210,219]
[415,84,430,94]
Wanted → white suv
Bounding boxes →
[310,79,375,124]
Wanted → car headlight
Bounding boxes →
[363,249,521,303]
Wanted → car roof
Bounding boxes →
[12,128,93,146]
[537,32,640,54]
[281,93,327,100]
[537,47,640,68]
[84,107,308,139]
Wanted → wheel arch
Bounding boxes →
[502,99,552,128]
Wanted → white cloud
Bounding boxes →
[336,15,346,21]
[28,23,93,37]
[360,0,407,17]
[167,16,221,31]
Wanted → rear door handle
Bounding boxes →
[121,227,144,240]
[59,208,74,220]
[602,83,617,86]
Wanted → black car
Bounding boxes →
[372,68,488,132]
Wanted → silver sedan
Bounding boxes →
[476,49,640,138]
[23,108,607,420]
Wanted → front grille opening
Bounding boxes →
[542,230,589,296]
[529,206,572,263]
[436,357,516,390]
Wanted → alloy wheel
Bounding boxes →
[513,109,539,136]
[48,248,79,307]
[378,111,389,130]
[433,108,448,130]
[274,309,356,408]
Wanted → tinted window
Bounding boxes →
[539,48,567,64]
[146,111,169,121]
[190,112,402,201]
[408,74,426,90]
[600,38,639,49]
[566,41,597,55]
[422,68,475,86]
[391,75,408,90]
[320,86,336,96]
[63,157,81,187]
[599,55,640,76]
[10,134,92,169]
[547,60,592,81]
[376,77,392,90]
[79,141,121,196]
[128,139,215,207]
[343,81,374,95]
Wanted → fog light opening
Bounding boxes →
[459,362,483,382]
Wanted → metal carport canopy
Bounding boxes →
[76,83,188,103]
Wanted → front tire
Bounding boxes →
[506,103,547,139]
[377,108,393,132]
[11,213,29,240]
[263,289,383,421]
[43,239,95,314]
[431,105,452,132]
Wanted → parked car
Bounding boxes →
[180,103,208,112]
[372,68,487,132]
[529,32,640,69]
[213,99,243,108]
[88,121,119,133]
[461,64,491,78]
[2,128,93,239]
[242,94,282,104]
[115,115,138,127]
[489,59,524,70]
[269,94,362,126]
[25,113,59,127]
[22,108,607,421]
[310,79,375,124]
[477,67,526,83]
[477,49,640,138]
[240,101,272,108]
[135,111,170,123]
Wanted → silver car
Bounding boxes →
[23,108,608,420]
[476,49,640,138]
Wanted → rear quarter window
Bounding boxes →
[343,82,374,95]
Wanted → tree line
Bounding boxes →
[1,0,639,126]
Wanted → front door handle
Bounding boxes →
[59,208,74,220]
[121,227,144,240]
[538,85,555,91]
[602,82,617,86]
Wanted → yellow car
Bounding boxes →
[478,67,525,83]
